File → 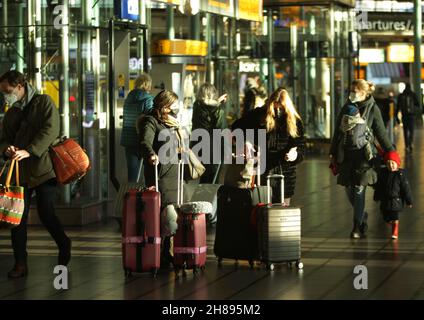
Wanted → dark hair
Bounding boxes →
[152,90,178,121]
[0,70,26,87]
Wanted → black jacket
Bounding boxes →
[232,107,305,198]
[137,114,181,206]
[191,99,227,133]
[374,168,413,212]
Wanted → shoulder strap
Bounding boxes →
[362,103,373,121]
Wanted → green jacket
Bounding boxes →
[330,96,394,187]
[0,94,60,188]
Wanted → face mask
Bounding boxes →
[4,92,18,107]
[349,92,361,103]
[4,90,19,107]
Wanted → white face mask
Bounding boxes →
[4,93,19,107]
[3,86,20,107]
[349,92,361,103]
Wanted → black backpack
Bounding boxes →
[343,104,374,151]
[399,93,416,115]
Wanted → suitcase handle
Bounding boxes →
[177,159,184,206]
[266,174,284,204]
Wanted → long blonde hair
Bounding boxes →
[265,88,301,137]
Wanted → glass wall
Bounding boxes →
[0,0,150,206]
[266,5,354,139]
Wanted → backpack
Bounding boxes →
[343,104,374,151]
[400,94,416,115]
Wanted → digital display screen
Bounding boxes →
[114,0,139,21]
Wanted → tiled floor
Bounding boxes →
[0,125,423,300]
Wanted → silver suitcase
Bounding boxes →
[257,174,303,270]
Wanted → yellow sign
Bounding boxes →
[209,0,230,9]
[152,0,181,5]
[237,0,263,22]
[387,44,424,63]
[152,39,208,56]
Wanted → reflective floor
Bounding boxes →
[1,126,423,300]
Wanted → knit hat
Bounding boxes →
[384,151,401,167]
[346,104,359,116]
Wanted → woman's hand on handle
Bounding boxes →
[148,154,159,166]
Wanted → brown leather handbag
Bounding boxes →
[49,137,90,184]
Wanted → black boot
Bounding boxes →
[7,263,28,279]
[359,212,368,237]
[58,238,72,266]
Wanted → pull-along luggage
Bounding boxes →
[122,163,161,277]
[173,160,212,275]
[214,154,269,267]
[256,174,303,271]
[114,160,144,230]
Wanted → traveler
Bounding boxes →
[397,83,419,153]
[330,79,396,239]
[0,70,71,278]
[191,83,227,183]
[120,73,153,182]
[233,87,306,205]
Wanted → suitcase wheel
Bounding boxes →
[124,268,132,278]
[296,261,304,270]
[217,257,223,267]
[151,268,158,278]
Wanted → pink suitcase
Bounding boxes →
[173,161,212,275]
[122,164,161,277]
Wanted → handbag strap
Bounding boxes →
[5,159,19,188]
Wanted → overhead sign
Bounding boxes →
[201,0,234,17]
[237,0,263,22]
[152,40,208,56]
[387,44,424,63]
[114,0,139,21]
[264,0,355,7]
[359,48,385,63]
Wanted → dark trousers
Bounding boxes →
[402,115,415,149]
[125,147,143,184]
[11,179,69,265]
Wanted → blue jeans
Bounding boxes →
[402,114,415,149]
[125,147,143,184]
[345,185,367,224]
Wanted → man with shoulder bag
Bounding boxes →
[0,70,71,278]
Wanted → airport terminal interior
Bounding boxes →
[1,0,424,300]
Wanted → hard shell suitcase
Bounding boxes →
[257,175,303,271]
[213,156,269,267]
[122,164,161,277]
[173,161,212,275]
[113,160,144,229]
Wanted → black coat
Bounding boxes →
[374,168,413,212]
[232,107,305,199]
[137,115,183,207]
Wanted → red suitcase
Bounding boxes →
[173,161,212,275]
[122,164,161,277]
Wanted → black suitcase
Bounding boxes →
[257,174,303,271]
[214,185,268,267]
